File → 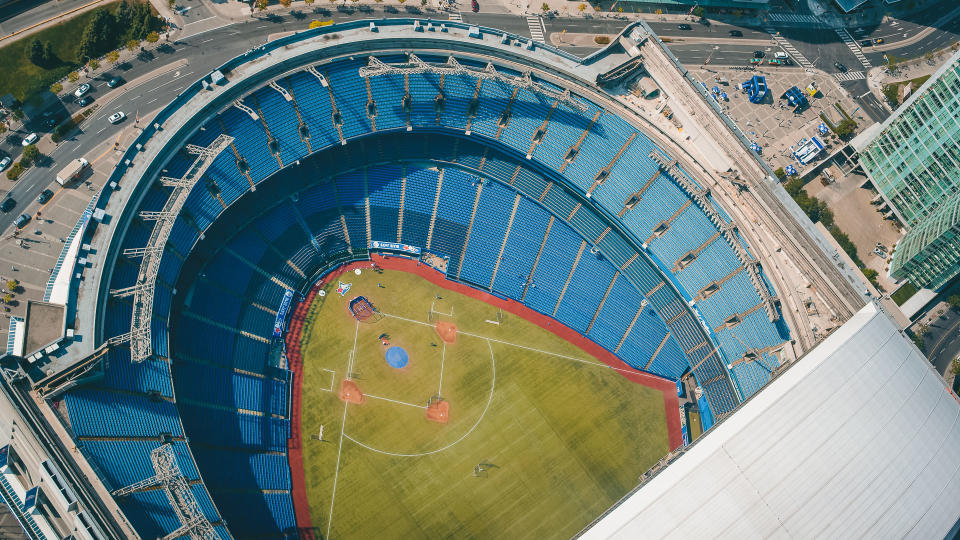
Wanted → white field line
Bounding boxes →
[379,311,644,378]
[326,320,360,538]
[438,342,446,397]
[364,393,425,409]
[326,399,349,539]
[343,339,497,458]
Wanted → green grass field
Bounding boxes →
[298,269,669,538]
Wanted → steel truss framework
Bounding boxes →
[358,54,588,112]
[113,444,218,540]
[110,135,234,363]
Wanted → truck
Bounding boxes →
[56,157,88,185]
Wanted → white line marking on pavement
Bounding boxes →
[183,15,216,26]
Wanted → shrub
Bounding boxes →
[88,58,100,70]
[126,39,139,51]
[50,82,63,94]
[256,0,269,9]
[541,2,549,11]
[106,50,120,63]
[51,119,76,143]
[280,0,292,6]
[68,71,80,82]
[5,163,23,180]
[4,280,15,291]
[594,35,610,45]
[146,31,159,43]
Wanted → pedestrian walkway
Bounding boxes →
[448,11,462,22]
[526,14,544,43]
[767,13,822,25]
[764,28,814,69]
[835,70,867,82]
[836,28,872,69]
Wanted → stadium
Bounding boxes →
[0,17,959,540]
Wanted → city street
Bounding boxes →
[0,0,959,232]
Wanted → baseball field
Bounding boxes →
[296,265,670,539]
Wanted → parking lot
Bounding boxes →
[687,65,867,174]
[0,131,130,352]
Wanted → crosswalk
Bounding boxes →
[834,70,866,82]
[767,13,822,24]
[836,28,872,68]
[526,15,545,43]
[448,11,462,22]
[764,28,814,69]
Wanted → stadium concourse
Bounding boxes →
[0,15,954,540]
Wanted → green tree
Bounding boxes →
[106,50,120,63]
[20,144,39,166]
[1,294,11,305]
[7,280,19,291]
[541,2,549,11]
[256,0,269,10]
[88,58,100,70]
[126,39,140,51]
[78,8,119,61]
[832,117,857,139]
[50,82,63,94]
[68,71,79,82]
[146,31,160,43]
[948,294,960,310]
[692,6,704,17]
[774,167,786,181]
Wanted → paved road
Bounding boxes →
[926,308,960,375]
[0,0,101,37]
[2,5,958,231]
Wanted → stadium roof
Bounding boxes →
[582,301,960,539]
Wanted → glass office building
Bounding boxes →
[859,50,960,291]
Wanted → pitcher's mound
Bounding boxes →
[426,399,450,424]
[435,321,457,344]
[339,379,364,404]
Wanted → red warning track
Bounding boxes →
[285,254,684,534]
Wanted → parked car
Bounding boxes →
[0,198,14,213]
[834,61,848,72]
[0,157,10,172]
[767,58,783,65]
[729,30,743,37]
[874,37,884,44]
[37,189,54,204]
[753,50,765,58]
[108,111,126,124]
[678,24,692,30]
[21,132,38,146]
[471,0,478,11]
[861,40,873,47]
[107,77,123,88]
[77,96,94,107]
[74,83,91,98]
[14,213,30,228]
